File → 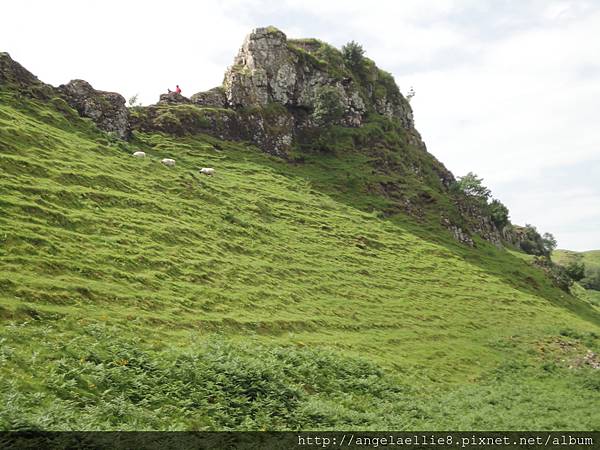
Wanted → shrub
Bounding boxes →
[520,239,540,256]
[341,41,365,71]
[581,267,600,290]
[489,199,510,228]
[542,232,557,255]
[519,225,556,257]
[456,172,491,202]
[565,262,586,282]
[127,94,141,107]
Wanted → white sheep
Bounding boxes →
[199,167,215,176]
[161,158,176,167]
[132,151,146,158]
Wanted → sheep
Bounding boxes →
[132,151,146,158]
[199,167,215,176]
[161,158,176,167]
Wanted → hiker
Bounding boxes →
[167,85,182,94]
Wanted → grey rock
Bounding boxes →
[0,52,54,98]
[190,87,228,108]
[58,79,131,139]
[223,27,367,129]
[158,92,190,105]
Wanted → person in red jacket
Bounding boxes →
[175,85,181,94]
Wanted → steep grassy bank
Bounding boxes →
[1,89,599,430]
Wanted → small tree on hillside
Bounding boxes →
[128,94,142,108]
[542,232,557,256]
[456,172,491,202]
[581,267,600,290]
[489,199,510,228]
[342,41,365,70]
[564,261,586,282]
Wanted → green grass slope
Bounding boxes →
[554,249,600,271]
[1,89,599,430]
[554,249,600,307]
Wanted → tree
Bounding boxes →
[520,225,554,257]
[128,94,142,107]
[581,267,600,290]
[542,232,557,255]
[341,41,365,70]
[456,172,491,202]
[489,199,510,228]
[564,261,585,282]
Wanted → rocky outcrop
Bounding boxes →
[130,103,293,156]
[441,218,475,247]
[58,80,131,139]
[502,225,530,250]
[223,27,366,129]
[191,87,227,108]
[158,92,190,105]
[0,52,53,98]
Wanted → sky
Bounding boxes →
[1,0,599,250]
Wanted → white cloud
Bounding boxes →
[1,0,598,250]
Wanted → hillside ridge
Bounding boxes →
[1,27,528,251]
[1,33,600,430]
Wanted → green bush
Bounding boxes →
[341,41,365,71]
[489,199,510,228]
[581,267,600,290]
[455,172,491,202]
[520,225,556,257]
[565,261,586,282]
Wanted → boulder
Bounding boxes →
[158,92,190,105]
[190,87,227,108]
[58,79,131,139]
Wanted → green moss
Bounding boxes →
[287,39,351,80]
[287,43,328,70]
[264,25,282,35]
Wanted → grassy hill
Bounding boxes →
[554,249,600,308]
[554,249,600,271]
[1,88,599,430]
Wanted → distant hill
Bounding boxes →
[1,28,599,431]
[554,249,600,307]
[554,249,600,271]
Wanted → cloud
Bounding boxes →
[1,0,598,250]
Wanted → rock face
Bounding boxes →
[58,79,131,139]
[216,26,421,155]
[0,52,40,87]
[0,52,53,98]
[223,27,365,128]
[442,219,475,247]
